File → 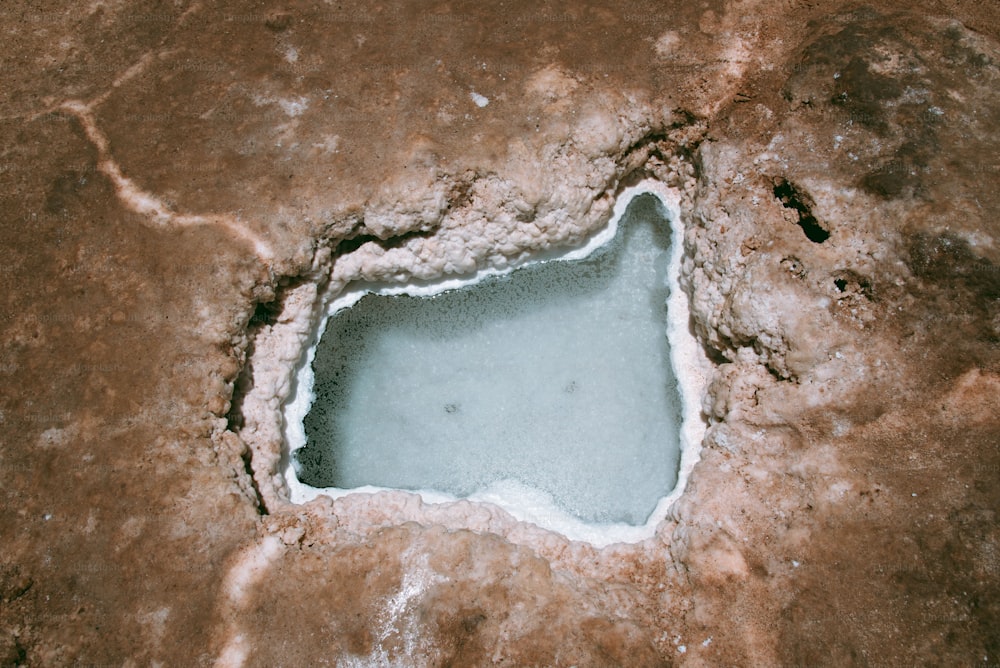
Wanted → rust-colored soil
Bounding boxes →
[1,1,998,665]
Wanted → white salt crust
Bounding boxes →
[281,181,710,547]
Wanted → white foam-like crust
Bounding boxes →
[283,180,709,547]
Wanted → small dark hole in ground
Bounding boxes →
[781,256,806,278]
[249,300,281,327]
[773,179,831,243]
[835,278,848,292]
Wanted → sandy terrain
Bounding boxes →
[1,1,998,665]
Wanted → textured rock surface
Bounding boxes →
[1,1,998,665]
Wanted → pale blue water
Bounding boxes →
[296,194,682,525]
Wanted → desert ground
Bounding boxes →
[1,1,999,665]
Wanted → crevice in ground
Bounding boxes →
[332,227,440,256]
[241,447,269,516]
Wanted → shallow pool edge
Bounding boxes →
[281,180,711,547]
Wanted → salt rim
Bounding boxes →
[281,180,709,547]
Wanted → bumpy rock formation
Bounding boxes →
[1,1,998,665]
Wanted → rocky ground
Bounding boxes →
[1,1,998,665]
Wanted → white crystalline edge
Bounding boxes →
[282,180,710,547]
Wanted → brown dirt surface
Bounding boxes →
[1,1,998,666]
